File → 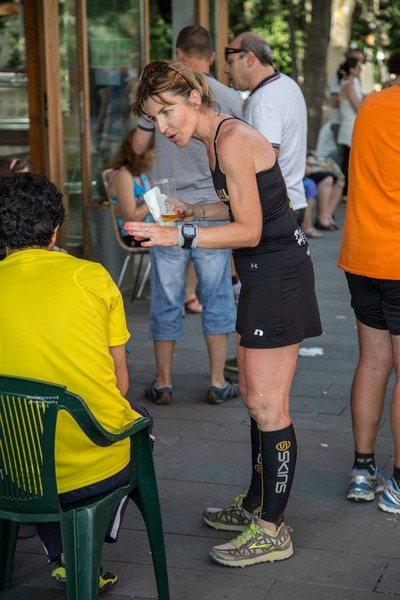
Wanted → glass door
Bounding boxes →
[0,1,30,164]
[58,0,87,255]
[87,0,143,203]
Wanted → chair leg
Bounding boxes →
[129,438,170,600]
[136,260,151,299]
[130,253,145,302]
[117,255,132,288]
[60,502,116,600]
[0,519,19,591]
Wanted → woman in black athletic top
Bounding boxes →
[127,60,322,568]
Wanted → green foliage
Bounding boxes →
[149,14,173,61]
[228,0,307,76]
[0,14,25,69]
[352,0,400,51]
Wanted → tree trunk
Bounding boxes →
[285,0,298,81]
[302,0,333,149]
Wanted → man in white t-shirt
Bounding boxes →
[224,31,307,225]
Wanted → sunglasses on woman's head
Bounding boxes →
[140,61,193,89]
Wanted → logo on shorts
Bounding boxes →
[254,329,264,336]
[251,263,258,269]
[294,228,307,246]
[276,441,291,451]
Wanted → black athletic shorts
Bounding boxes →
[345,272,400,335]
[236,259,322,348]
[308,171,337,185]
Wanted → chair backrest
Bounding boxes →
[101,168,148,255]
[0,375,107,517]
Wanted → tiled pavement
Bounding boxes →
[2,203,400,600]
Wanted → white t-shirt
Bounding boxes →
[244,72,307,211]
[316,121,338,158]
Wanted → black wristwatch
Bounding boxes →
[180,223,197,249]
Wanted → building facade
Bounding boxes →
[0,0,228,258]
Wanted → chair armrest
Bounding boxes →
[61,394,150,447]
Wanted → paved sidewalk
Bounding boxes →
[3,203,400,600]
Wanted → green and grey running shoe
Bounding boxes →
[203,493,258,531]
[52,557,118,593]
[210,521,293,568]
[347,467,385,502]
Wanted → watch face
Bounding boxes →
[183,224,196,238]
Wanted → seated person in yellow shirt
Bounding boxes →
[0,172,150,592]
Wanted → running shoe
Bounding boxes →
[209,521,293,568]
[347,466,385,502]
[206,381,239,404]
[52,557,118,592]
[378,478,400,514]
[203,493,258,531]
[145,381,172,405]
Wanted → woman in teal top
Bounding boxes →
[106,128,155,246]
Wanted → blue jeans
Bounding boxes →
[149,221,236,340]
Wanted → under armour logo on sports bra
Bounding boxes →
[216,188,229,201]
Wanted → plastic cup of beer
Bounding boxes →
[154,178,178,225]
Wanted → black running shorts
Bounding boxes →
[236,260,322,348]
[345,272,400,335]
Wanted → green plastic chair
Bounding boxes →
[0,375,170,600]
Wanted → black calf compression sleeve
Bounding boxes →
[259,423,297,525]
[243,418,262,513]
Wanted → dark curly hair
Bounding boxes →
[0,172,65,249]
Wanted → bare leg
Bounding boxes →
[301,200,313,231]
[205,333,229,388]
[390,336,400,465]
[153,340,176,388]
[185,260,199,303]
[243,344,298,431]
[316,176,335,226]
[351,320,393,453]
[301,199,323,238]
[328,179,344,219]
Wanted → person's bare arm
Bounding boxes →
[109,344,129,396]
[126,124,271,249]
[132,128,153,155]
[173,199,229,221]
[112,170,149,222]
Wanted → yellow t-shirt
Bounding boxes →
[0,249,141,493]
[338,86,400,279]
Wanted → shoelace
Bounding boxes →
[232,523,261,548]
